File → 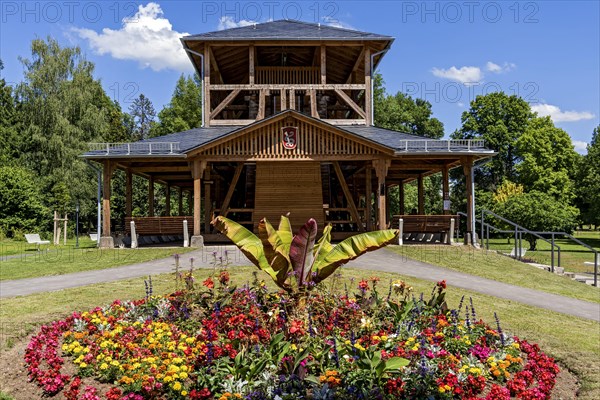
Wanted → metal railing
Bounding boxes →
[396,139,487,153]
[88,142,181,155]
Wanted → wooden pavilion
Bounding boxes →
[83,20,495,248]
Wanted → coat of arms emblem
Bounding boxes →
[282,126,298,150]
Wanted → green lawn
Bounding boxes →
[0,236,97,257]
[481,230,599,275]
[0,266,597,399]
[388,245,600,304]
[0,246,193,281]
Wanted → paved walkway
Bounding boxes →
[1,247,598,322]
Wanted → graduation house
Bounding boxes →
[83,20,495,248]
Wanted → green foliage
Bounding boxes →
[212,215,398,293]
[151,74,202,137]
[452,92,534,189]
[575,125,600,227]
[373,73,444,139]
[516,117,578,202]
[128,93,156,140]
[493,191,579,250]
[0,166,47,237]
[0,59,21,166]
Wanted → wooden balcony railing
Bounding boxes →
[256,67,319,85]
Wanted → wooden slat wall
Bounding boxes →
[254,162,323,231]
[198,119,379,159]
[256,67,319,84]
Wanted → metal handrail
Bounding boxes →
[396,139,488,152]
[88,142,181,155]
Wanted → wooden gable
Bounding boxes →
[189,112,393,161]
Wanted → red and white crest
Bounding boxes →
[281,126,298,150]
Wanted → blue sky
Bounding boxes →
[1,1,598,153]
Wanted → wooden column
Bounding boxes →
[125,170,132,217]
[178,187,183,216]
[364,47,372,126]
[398,180,405,215]
[442,165,450,215]
[204,166,211,233]
[192,159,206,237]
[462,157,475,244]
[418,174,424,215]
[320,45,327,84]
[220,163,244,217]
[165,183,171,216]
[373,159,390,230]
[249,45,255,85]
[365,164,373,231]
[148,176,155,217]
[204,45,211,127]
[101,160,115,247]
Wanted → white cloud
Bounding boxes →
[531,103,596,122]
[322,16,356,30]
[486,61,516,73]
[217,16,257,30]
[74,2,192,72]
[572,140,589,155]
[431,66,483,85]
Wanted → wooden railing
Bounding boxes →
[256,67,319,85]
[125,216,191,235]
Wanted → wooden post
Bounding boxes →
[249,45,255,85]
[125,170,132,217]
[220,163,244,217]
[204,45,211,127]
[63,214,67,245]
[280,88,287,111]
[165,183,171,216]
[148,176,155,217]
[418,174,424,215]
[442,165,450,215]
[320,45,327,84]
[399,180,405,215]
[191,159,207,247]
[373,159,390,230]
[462,157,475,245]
[364,47,372,126]
[53,210,58,245]
[101,160,114,248]
[365,165,373,231]
[204,166,211,233]
[178,187,183,216]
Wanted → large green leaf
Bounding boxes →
[289,218,317,286]
[314,224,334,257]
[277,215,293,253]
[212,216,278,281]
[314,229,398,283]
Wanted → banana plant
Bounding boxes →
[212,215,398,294]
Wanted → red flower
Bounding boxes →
[202,277,214,289]
[289,319,305,335]
[437,280,447,289]
[219,270,230,285]
[358,279,370,291]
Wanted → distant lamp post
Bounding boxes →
[75,202,80,248]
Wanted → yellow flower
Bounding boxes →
[100,363,108,370]
[172,381,182,391]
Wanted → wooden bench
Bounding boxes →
[24,234,50,251]
[125,217,191,235]
[391,215,458,244]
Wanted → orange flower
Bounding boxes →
[202,277,214,289]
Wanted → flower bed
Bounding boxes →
[25,276,559,399]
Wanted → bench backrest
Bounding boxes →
[25,234,43,243]
[391,215,458,233]
[125,217,191,235]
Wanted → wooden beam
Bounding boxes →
[125,169,132,217]
[462,156,475,244]
[210,89,241,119]
[334,88,366,119]
[320,45,327,84]
[364,47,372,125]
[204,167,212,233]
[208,46,223,84]
[204,45,211,127]
[133,166,191,173]
[102,160,114,237]
[257,89,266,120]
[165,183,171,216]
[365,165,372,231]
[442,165,450,215]
[220,163,244,217]
[310,89,318,118]
[333,161,365,232]
[346,47,365,84]
[192,159,207,236]
[280,88,287,111]
[417,174,424,215]
[249,45,255,85]
[373,159,390,229]
[289,88,296,110]
[211,84,365,90]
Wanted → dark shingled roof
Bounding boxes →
[142,126,242,153]
[182,19,393,41]
[341,126,426,148]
